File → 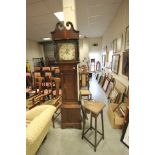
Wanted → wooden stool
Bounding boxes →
[81,100,106,152]
[80,89,92,100]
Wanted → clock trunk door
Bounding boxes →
[60,64,78,103]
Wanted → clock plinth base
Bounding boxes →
[61,103,81,129]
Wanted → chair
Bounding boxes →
[80,89,92,100]
[79,69,92,100]
[54,68,60,77]
[26,72,32,88]
[26,72,33,99]
[44,72,53,96]
[81,100,106,152]
[34,77,62,127]
[26,77,46,110]
[33,72,47,93]
[26,93,45,110]
[42,67,51,72]
[26,72,42,99]
[51,77,62,98]
[34,66,41,72]
[42,74,62,99]
[79,72,89,89]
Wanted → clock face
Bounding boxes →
[58,43,76,60]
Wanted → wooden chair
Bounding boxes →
[79,72,89,89]
[80,89,92,100]
[51,77,62,98]
[26,93,45,110]
[26,76,52,110]
[44,72,53,95]
[79,71,92,100]
[34,66,41,72]
[54,68,60,77]
[33,72,42,89]
[42,67,51,72]
[35,77,62,127]
[26,72,32,88]
[26,72,41,99]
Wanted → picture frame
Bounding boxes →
[97,75,101,83]
[101,74,107,87]
[116,34,123,52]
[103,46,108,62]
[102,55,106,67]
[111,54,120,74]
[122,51,129,77]
[99,75,103,86]
[121,122,129,148]
[125,26,129,50]
[103,78,110,92]
[109,88,120,103]
[105,81,114,98]
[113,39,117,53]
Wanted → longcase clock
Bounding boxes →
[51,22,81,129]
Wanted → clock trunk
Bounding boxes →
[59,63,81,129]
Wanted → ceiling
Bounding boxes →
[26,0,123,42]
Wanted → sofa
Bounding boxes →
[26,105,56,155]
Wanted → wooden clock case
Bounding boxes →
[51,22,81,129]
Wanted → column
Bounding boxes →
[63,0,77,29]
[63,0,79,99]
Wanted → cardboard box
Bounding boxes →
[108,103,124,129]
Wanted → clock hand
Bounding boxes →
[65,49,69,55]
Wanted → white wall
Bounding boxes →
[79,38,89,65]
[26,39,44,72]
[102,0,129,87]
[79,37,102,67]
[89,37,102,63]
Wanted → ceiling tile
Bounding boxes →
[27,1,51,17]
[27,0,124,41]
[43,0,62,12]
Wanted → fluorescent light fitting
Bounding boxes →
[54,11,64,21]
[42,37,51,41]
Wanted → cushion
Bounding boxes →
[26,119,31,127]
[80,89,91,95]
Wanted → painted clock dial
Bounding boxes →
[58,43,76,60]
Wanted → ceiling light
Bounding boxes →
[54,11,64,21]
[42,37,51,41]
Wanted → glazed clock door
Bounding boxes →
[58,43,76,61]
